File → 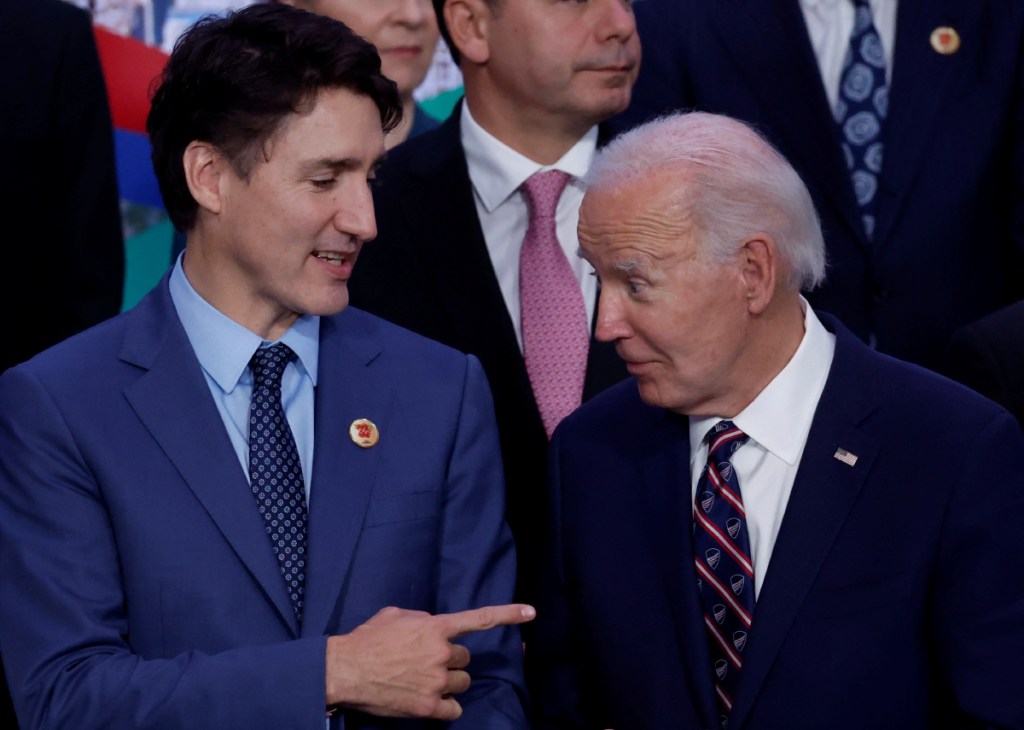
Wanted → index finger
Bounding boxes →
[439,604,536,639]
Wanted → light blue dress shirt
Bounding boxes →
[168,254,319,502]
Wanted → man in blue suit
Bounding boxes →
[0,5,532,729]
[527,111,1024,729]
[612,0,1024,373]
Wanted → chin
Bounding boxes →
[304,291,350,318]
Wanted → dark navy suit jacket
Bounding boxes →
[945,299,1024,426]
[613,0,1024,370]
[0,277,526,729]
[528,313,1024,729]
[0,0,124,375]
[348,109,628,603]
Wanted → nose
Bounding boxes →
[597,0,637,42]
[594,289,632,343]
[336,183,378,243]
[394,0,431,26]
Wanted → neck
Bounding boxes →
[700,296,808,419]
[463,89,593,165]
[385,94,418,150]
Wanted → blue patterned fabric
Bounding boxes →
[248,343,307,619]
[834,0,888,240]
[692,421,754,727]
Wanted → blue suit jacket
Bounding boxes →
[528,314,1024,729]
[0,277,526,729]
[612,0,1024,370]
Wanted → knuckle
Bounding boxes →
[475,606,496,629]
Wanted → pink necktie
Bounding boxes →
[519,170,589,439]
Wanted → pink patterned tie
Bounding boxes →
[519,170,589,439]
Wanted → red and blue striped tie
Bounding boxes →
[693,421,754,727]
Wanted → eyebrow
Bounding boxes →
[614,258,645,274]
[299,155,385,175]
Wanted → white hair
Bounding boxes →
[586,112,826,291]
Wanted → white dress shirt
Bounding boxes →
[690,301,836,599]
[460,102,598,349]
[800,0,898,109]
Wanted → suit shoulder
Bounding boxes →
[340,307,473,366]
[950,301,1024,353]
[845,343,1017,436]
[4,313,129,383]
[557,378,658,437]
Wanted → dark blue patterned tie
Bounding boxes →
[248,343,307,620]
[834,0,888,240]
[693,421,754,728]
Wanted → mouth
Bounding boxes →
[313,249,357,276]
[383,46,422,59]
[315,250,348,264]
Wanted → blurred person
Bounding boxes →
[945,299,1024,427]
[283,0,441,147]
[527,111,1024,730]
[611,0,1024,372]
[1,0,125,375]
[0,4,532,728]
[348,0,639,604]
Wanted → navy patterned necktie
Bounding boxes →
[248,343,308,620]
[692,421,754,728]
[834,0,888,240]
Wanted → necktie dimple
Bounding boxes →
[834,0,888,241]
[248,343,307,620]
[519,170,590,439]
[692,421,754,727]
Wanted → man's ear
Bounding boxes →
[739,234,778,315]
[445,0,492,65]
[182,141,226,216]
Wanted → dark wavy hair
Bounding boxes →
[147,2,402,231]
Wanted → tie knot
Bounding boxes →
[705,420,749,461]
[250,343,295,390]
[521,170,571,223]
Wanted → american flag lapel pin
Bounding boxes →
[833,447,858,467]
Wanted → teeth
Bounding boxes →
[316,252,345,264]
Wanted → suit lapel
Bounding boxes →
[121,282,300,635]
[873,0,963,247]
[403,111,524,373]
[708,0,865,245]
[728,318,882,728]
[639,409,719,728]
[301,312,393,636]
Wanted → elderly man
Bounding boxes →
[527,111,1024,730]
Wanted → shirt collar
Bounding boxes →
[801,0,839,10]
[168,253,320,392]
[460,101,598,213]
[689,299,835,465]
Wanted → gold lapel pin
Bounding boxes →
[930,26,960,55]
[349,418,380,448]
[833,447,858,467]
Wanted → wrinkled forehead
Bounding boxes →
[579,174,698,254]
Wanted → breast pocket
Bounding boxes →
[363,489,441,528]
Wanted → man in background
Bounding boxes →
[349,0,638,603]
[0,0,125,375]
[613,0,1024,371]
